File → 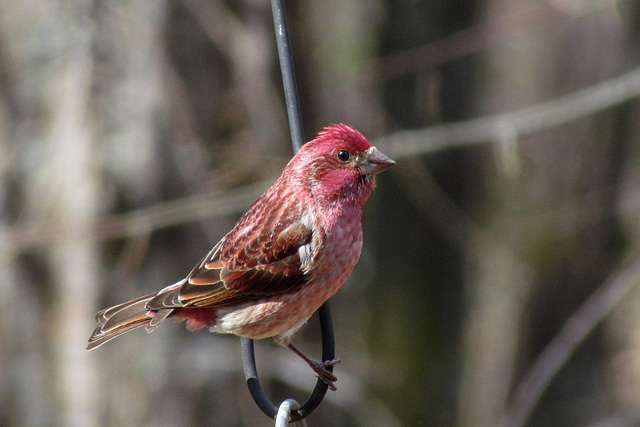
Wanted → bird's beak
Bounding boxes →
[359,146,395,176]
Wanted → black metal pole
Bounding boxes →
[270,0,305,150]
[241,0,336,422]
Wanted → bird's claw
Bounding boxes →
[311,358,341,391]
[286,343,341,390]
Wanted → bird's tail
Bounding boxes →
[87,293,164,350]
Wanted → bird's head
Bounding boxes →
[289,124,395,205]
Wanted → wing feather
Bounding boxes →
[146,194,316,312]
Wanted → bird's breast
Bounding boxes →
[211,204,364,342]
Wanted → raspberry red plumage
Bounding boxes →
[87,124,394,387]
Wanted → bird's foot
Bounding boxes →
[287,343,341,390]
[309,358,341,390]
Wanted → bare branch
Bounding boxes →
[499,249,640,427]
[0,180,269,252]
[377,67,640,159]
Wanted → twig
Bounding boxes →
[0,180,269,251]
[365,0,630,81]
[377,66,640,159]
[499,249,640,427]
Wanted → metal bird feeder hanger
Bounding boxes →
[240,0,336,424]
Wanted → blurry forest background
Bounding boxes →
[1,0,640,426]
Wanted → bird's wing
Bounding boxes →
[147,196,316,310]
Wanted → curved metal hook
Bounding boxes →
[241,302,335,422]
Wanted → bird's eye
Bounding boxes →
[337,149,351,162]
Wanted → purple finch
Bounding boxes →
[87,124,394,389]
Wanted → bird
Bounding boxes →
[87,124,395,390]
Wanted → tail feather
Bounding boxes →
[87,293,169,350]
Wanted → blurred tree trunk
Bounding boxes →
[457,4,545,424]
[0,46,43,426]
[459,240,532,427]
[176,0,289,177]
[41,1,100,426]
[0,0,103,425]
[602,5,640,418]
[92,2,169,426]
[300,0,385,132]
[459,1,631,426]
[606,101,640,415]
